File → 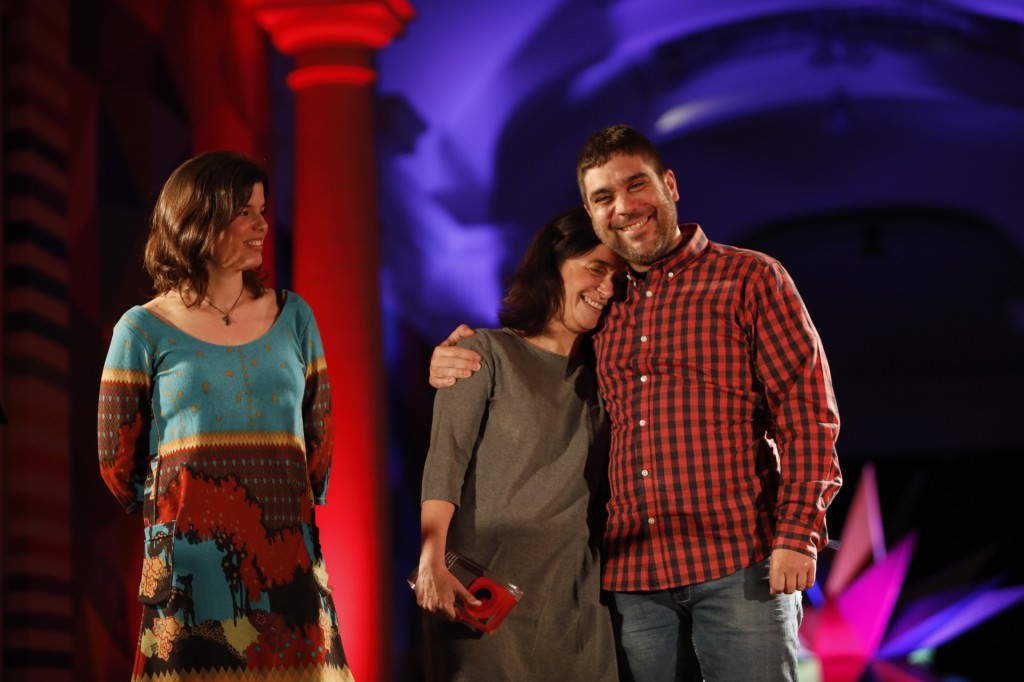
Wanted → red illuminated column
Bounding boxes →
[242,3,414,681]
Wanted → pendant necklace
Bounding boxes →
[205,287,245,325]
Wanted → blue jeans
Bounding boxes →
[609,560,802,682]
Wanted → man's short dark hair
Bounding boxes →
[576,124,668,203]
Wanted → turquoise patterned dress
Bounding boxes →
[97,290,353,681]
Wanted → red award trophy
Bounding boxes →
[409,550,523,634]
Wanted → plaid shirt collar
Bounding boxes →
[625,223,709,290]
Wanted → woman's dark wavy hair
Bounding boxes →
[498,206,603,336]
[143,150,268,303]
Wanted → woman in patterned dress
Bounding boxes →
[97,151,353,681]
[413,207,624,681]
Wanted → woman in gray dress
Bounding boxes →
[413,207,623,681]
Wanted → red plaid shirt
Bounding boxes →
[594,224,841,592]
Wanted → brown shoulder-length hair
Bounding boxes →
[576,123,667,203]
[498,206,604,336]
[143,150,269,302]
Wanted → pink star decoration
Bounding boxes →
[798,463,1024,681]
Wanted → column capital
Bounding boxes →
[242,0,414,53]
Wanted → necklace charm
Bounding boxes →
[204,286,245,326]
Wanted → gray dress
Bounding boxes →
[421,328,618,681]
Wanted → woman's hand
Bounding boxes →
[414,557,480,620]
[416,500,481,620]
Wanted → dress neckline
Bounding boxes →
[136,290,291,348]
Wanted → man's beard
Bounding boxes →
[599,219,678,268]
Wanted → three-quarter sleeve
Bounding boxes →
[97,317,154,514]
[421,335,494,507]
[301,310,333,505]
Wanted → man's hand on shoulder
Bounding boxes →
[429,324,482,388]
